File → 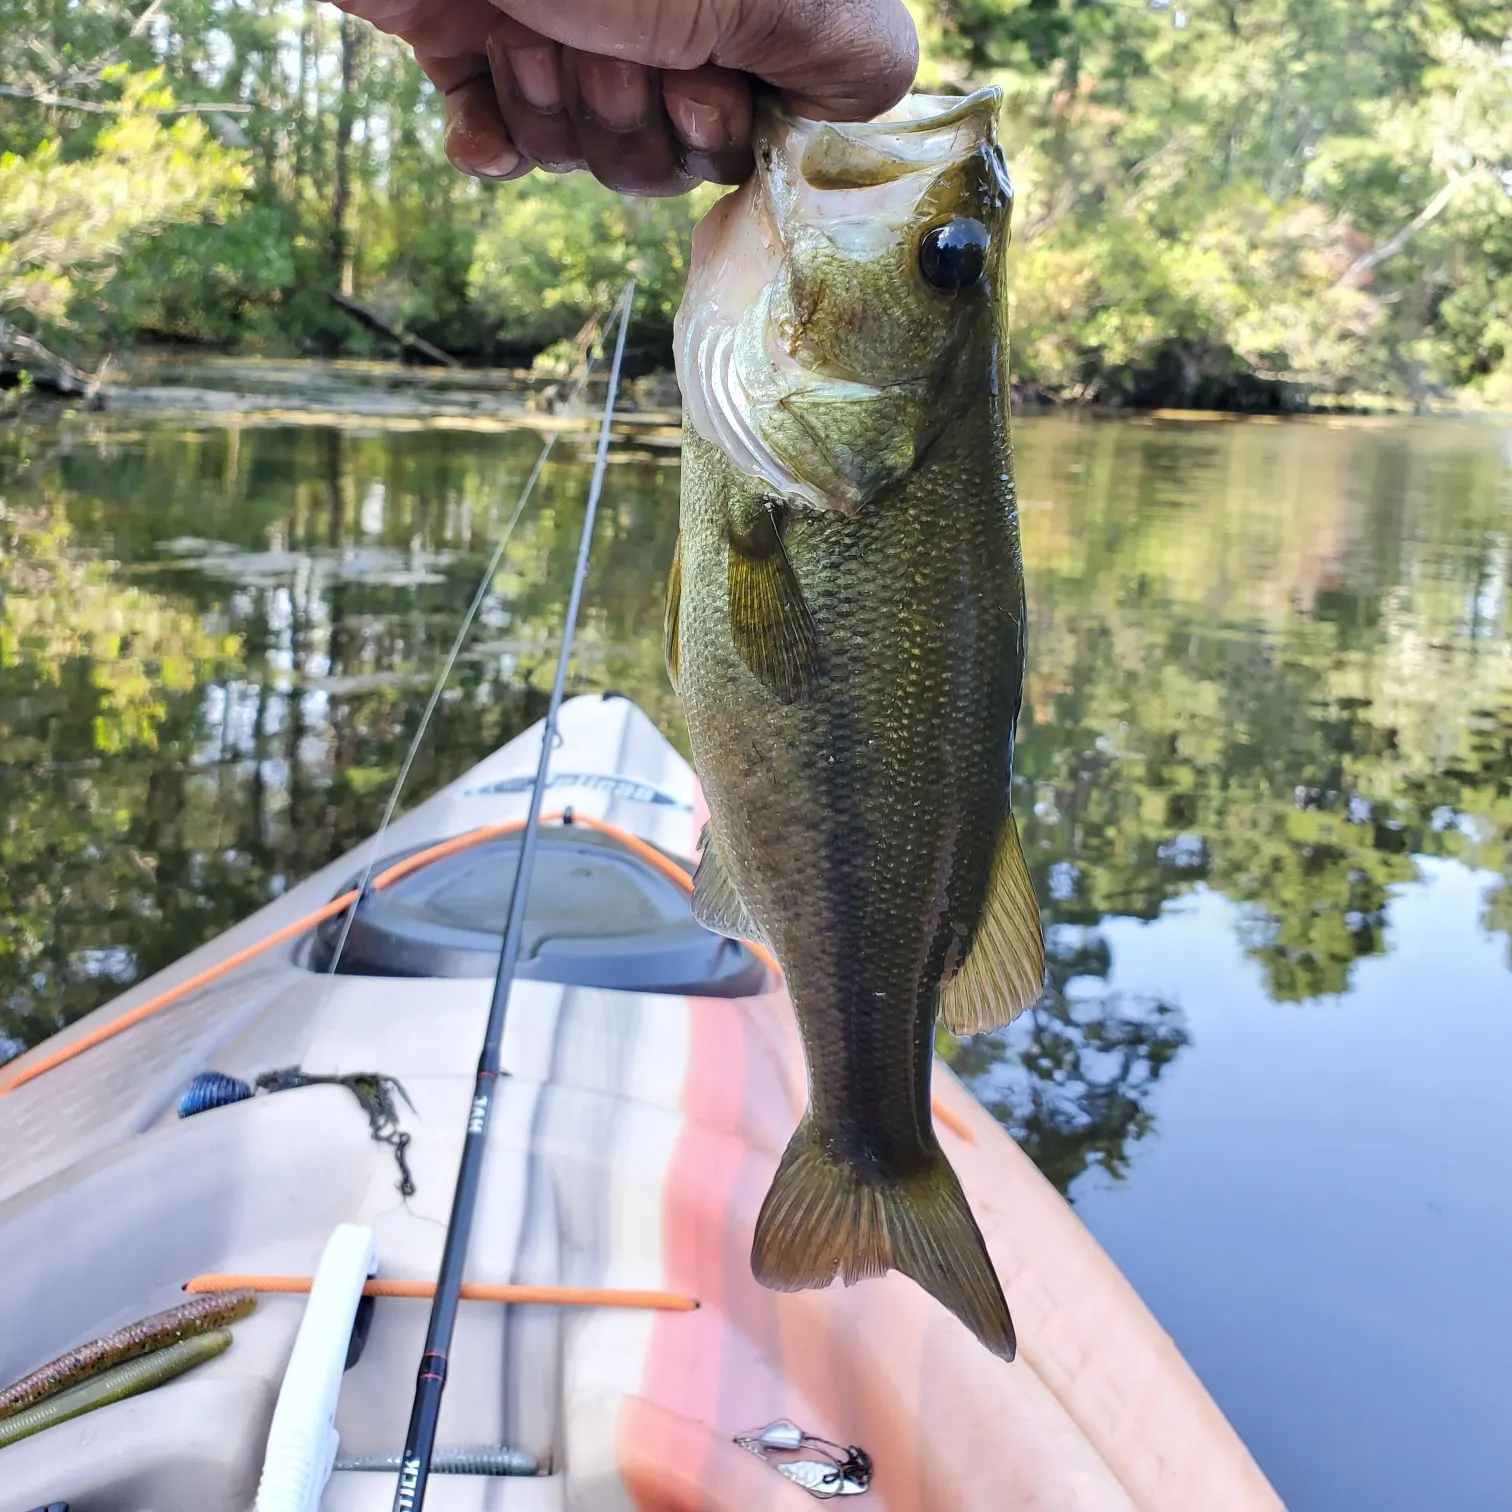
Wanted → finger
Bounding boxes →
[443,73,531,180]
[663,64,754,184]
[492,0,918,119]
[490,0,724,68]
[574,53,656,135]
[417,49,492,96]
[717,0,918,119]
[561,49,694,197]
[486,28,586,174]
[350,0,519,92]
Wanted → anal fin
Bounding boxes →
[939,809,1045,1034]
[727,504,817,705]
[692,820,767,945]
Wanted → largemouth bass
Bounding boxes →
[666,86,1044,1360]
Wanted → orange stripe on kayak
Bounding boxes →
[0,795,974,1152]
[0,809,759,1096]
[932,1100,976,1143]
[0,889,360,1095]
[369,817,536,889]
[640,997,750,1503]
[184,1274,697,1311]
[576,812,784,980]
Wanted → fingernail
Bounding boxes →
[669,95,729,152]
[510,45,561,113]
[579,59,650,132]
[477,147,522,178]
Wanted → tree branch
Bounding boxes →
[1334,172,1469,289]
[0,84,251,114]
[128,0,167,39]
[325,290,463,369]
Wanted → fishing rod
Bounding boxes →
[391,279,635,1512]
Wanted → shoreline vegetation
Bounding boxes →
[3,350,1505,428]
[2,1,1510,415]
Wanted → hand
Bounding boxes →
[334,0,918,195]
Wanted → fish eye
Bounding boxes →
[918,218,990,294]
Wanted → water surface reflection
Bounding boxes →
[1,408,1509,1508]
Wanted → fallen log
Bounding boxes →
[0,320,96,397]
[324,290,462,368]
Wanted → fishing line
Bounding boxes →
[320,310,610,980]
[391,279,636,1512]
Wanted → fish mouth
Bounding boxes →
[784,88,1007,198]
[848,86,1004,138]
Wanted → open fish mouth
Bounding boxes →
[871,86,1007,135]
[793,86,1010,195]
[674,89,1010,513]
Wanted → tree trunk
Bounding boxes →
[331,13,360,296]
[296,1,312,179]
[1334,173,1469,290]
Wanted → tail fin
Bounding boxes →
[751,1120,1016,1361]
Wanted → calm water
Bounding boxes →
[2,401,1510,1508]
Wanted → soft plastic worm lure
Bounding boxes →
[0,1330,232,1448]
[0,1288,254,1419]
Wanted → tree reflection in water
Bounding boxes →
[942,926,1188,1197]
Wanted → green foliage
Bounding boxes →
[0,69,248,328]
[468,177,718,356]
[981,0,1512,404]
[99,203,295,346]
[1,0,1509,397]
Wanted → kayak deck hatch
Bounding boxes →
[308,825,765,997]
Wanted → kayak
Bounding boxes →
[0,693,1281,1511]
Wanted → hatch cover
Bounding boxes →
[307,825,766,997]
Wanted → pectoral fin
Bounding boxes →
[664,532,683,693]
[939,811,1045,1034]
[727,505,818,705]
[692,821,767,945]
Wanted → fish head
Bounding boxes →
[675,87,1012,514]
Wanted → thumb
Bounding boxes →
[716,0,919,120]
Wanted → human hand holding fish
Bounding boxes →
[330,0,920,194]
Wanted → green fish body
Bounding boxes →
[667,88,1044,1360]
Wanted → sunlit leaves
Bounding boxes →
[0,70,249,327]
[985,0,1512,402]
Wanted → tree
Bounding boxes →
[0,68,248,331]
[940,927,1191,1196]
[5,0,1509,395]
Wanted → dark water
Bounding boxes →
[2,404,1509,1508]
